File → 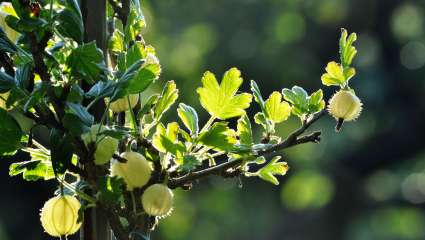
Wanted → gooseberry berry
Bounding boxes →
[40,195,81,237]
[328,90,362,131]
[141,184,174,217]
[111,151,152,190]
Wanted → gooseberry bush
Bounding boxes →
[0,0,362,239]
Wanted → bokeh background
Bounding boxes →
[2,0,425,239]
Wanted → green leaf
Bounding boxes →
[320,61,355,87]
[237,114,253,145]
[339,28,357,67]
[0,27,17,53]
[282,86,325,117]
[63,113,91,136]
[86,80,115,99]
[152,122,185,156]
[197,68,252,120]
[49,129,74,175]
[138,94,159,117]
[178,154,201,172]
[66,102,94,127]
[0,108,22,155]
[109,30,124,53]
[282,86,309,117]
[124,2,145,44]
[308,89,325,113]
[67,42,104,84]
[15,62,32,89]
[177,103,199,135]
[5,15,47,32]
[112,60,159,100]
[154,81,179,119]
[0,71,16,92]
[264,91,291,123]
[9,160,55,181]
[257,156,289,185]
[65,0,82,19]
[56,9,84,44]
[250,80,266,112]
[254,112,268,129]
[198,122,237,151]
[24,82,47,112]
[97,176,124,204]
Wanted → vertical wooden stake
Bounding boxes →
[79,0,111,239]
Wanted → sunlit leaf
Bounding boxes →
[257,156,289,185]
[339,28,357,67]
[197,68,252,120]
[264,91,291,123]
[198,122,237,151]
[154,81,179,119]
[320,61,355,87]
[177,103,199,136]
[67,42,104,84]
[237,114,253,145]
[152,122,185,156]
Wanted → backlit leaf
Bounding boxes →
[197,68,252,120]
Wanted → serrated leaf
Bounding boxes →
[237,114,253,145]
[66,102,94,127]
[56,8,83,44]
[177,103,199,135]
[67,42,104,84]
[257,156,289,185]
[282,86,309,117]
[154,81,178,119]
[308,89,325,113]
[177,154,201,172]
[112,60,159,100]
[86,80,115,99]
[321,61,355,87]
[0,108,22,155]
[124,3,145,44]
[197,68,252,120]
[109,30,124,53]
[152,122,185,156]
[138,94,159,117]
[264,91,291,123]
[250,80,266,112]
[198,122,237,151]
[254,112,268,128]
[9,160,55,181]
[339,28,357,67]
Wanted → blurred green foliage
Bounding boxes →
[1,0,425,239]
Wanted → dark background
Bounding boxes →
[1,0,425,239]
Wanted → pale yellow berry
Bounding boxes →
[40,195,81,237]
[82,125,118,165]
[111,151,152,190]
[142,184,174,217]
[107,94,139,112]
[328,90,362,121]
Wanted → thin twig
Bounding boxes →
[168,110,326,189]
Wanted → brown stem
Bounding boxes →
[168,110,326,189]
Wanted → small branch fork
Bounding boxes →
[168,110,325,189]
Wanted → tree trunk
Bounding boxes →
[79,0,111,239]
